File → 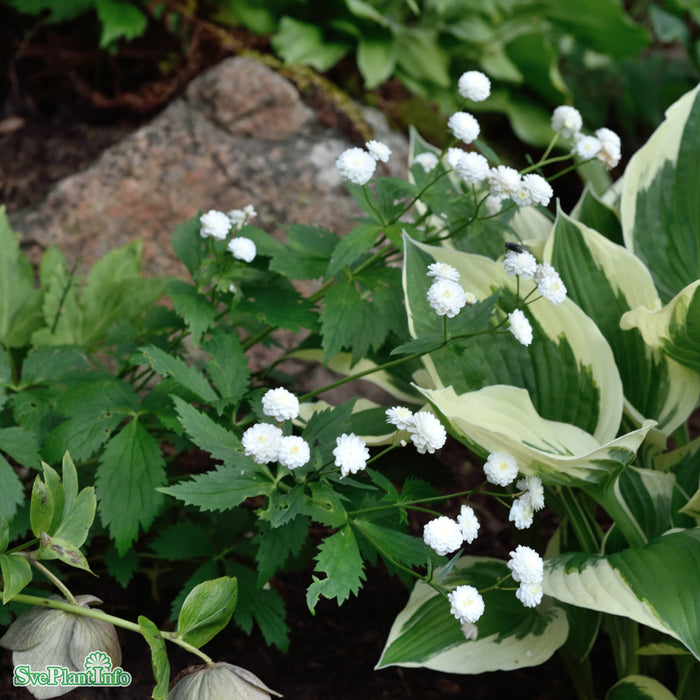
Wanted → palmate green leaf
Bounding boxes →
[548,209,700,435]
[0,206,43,347]
[306,525,366,612]
[326,222,382,278]
[18,345,90,387]
[176,576,238,649]
[38,534,91,573]
[96,419,167,555]
[377,557,568,672]
[53,487,96,549]
[203,331,250,410]
[606,675,676,700]
[0,553,32,603]
[138,616,170,700]
[237,276,317,332]
[171,214,204,276]
[544,529,700,659]
[0,426,41,469]
[30,474,54,538]
[352,519,427,571]
[420,384,654,488]
[621,84,700,303]
[403,234,623,443]
[621,280,700,374]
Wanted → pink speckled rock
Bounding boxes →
[11,56,407,278]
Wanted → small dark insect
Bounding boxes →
[505,241,525,254]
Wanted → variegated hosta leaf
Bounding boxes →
[620,280,700,375]
[418,384,655,487]
[403,233,623,444]
[376,557,568,673]
[544,528,700,660]
[621,83,700,303]
[546,208,700,435]
[606,675,677,700]
[654,436,700,520]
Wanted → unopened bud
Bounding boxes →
[167,662,281,700]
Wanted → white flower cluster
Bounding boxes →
[509,475,545,530]
[457,70,491,102]
[551,105,621,169]
[483,451,519,486]
[425,263,475,318]
[508,545,544,608]
[333,433,370,477]
[500,247,567,346]
[488,167,553,210]
[423,504,480,557]
[199,205,257,263]
[448,584,485,625]
[241,389,309,469]
[336,140,392,185]
[385,406,447,454]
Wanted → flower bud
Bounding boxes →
[0,595,121,699]
[167,662,281,699]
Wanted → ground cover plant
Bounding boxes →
[0,66,700,700]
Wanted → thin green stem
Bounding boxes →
[27,558,77,605]
[2,592,215,666]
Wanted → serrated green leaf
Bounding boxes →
[259,485,307,528]
[377,557,568,671]
[0,426,41,469]
[104,546,139,588]
[0,553,32,603]
[43,377,139,463]
[176,576,238,648]
[300,481,349,528]
[225,562,289,651]
[301,400,356,466]
[19,346,90,387]
[171,214,204,275]
[326,223,382,278]
[167,280,216,346]
[203,331,250,408]
[140,344,218,402]
[96,420,166,555]
[269,224,339,280]
[159,465,273,513]
[138,616,170,700]
[353,519,427,571]
[390,333,445,357]
[254,516,309,585]
[306,525,365,612]
[170,396,250,467]
[237,276,318,332]
[150,521,217,562]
